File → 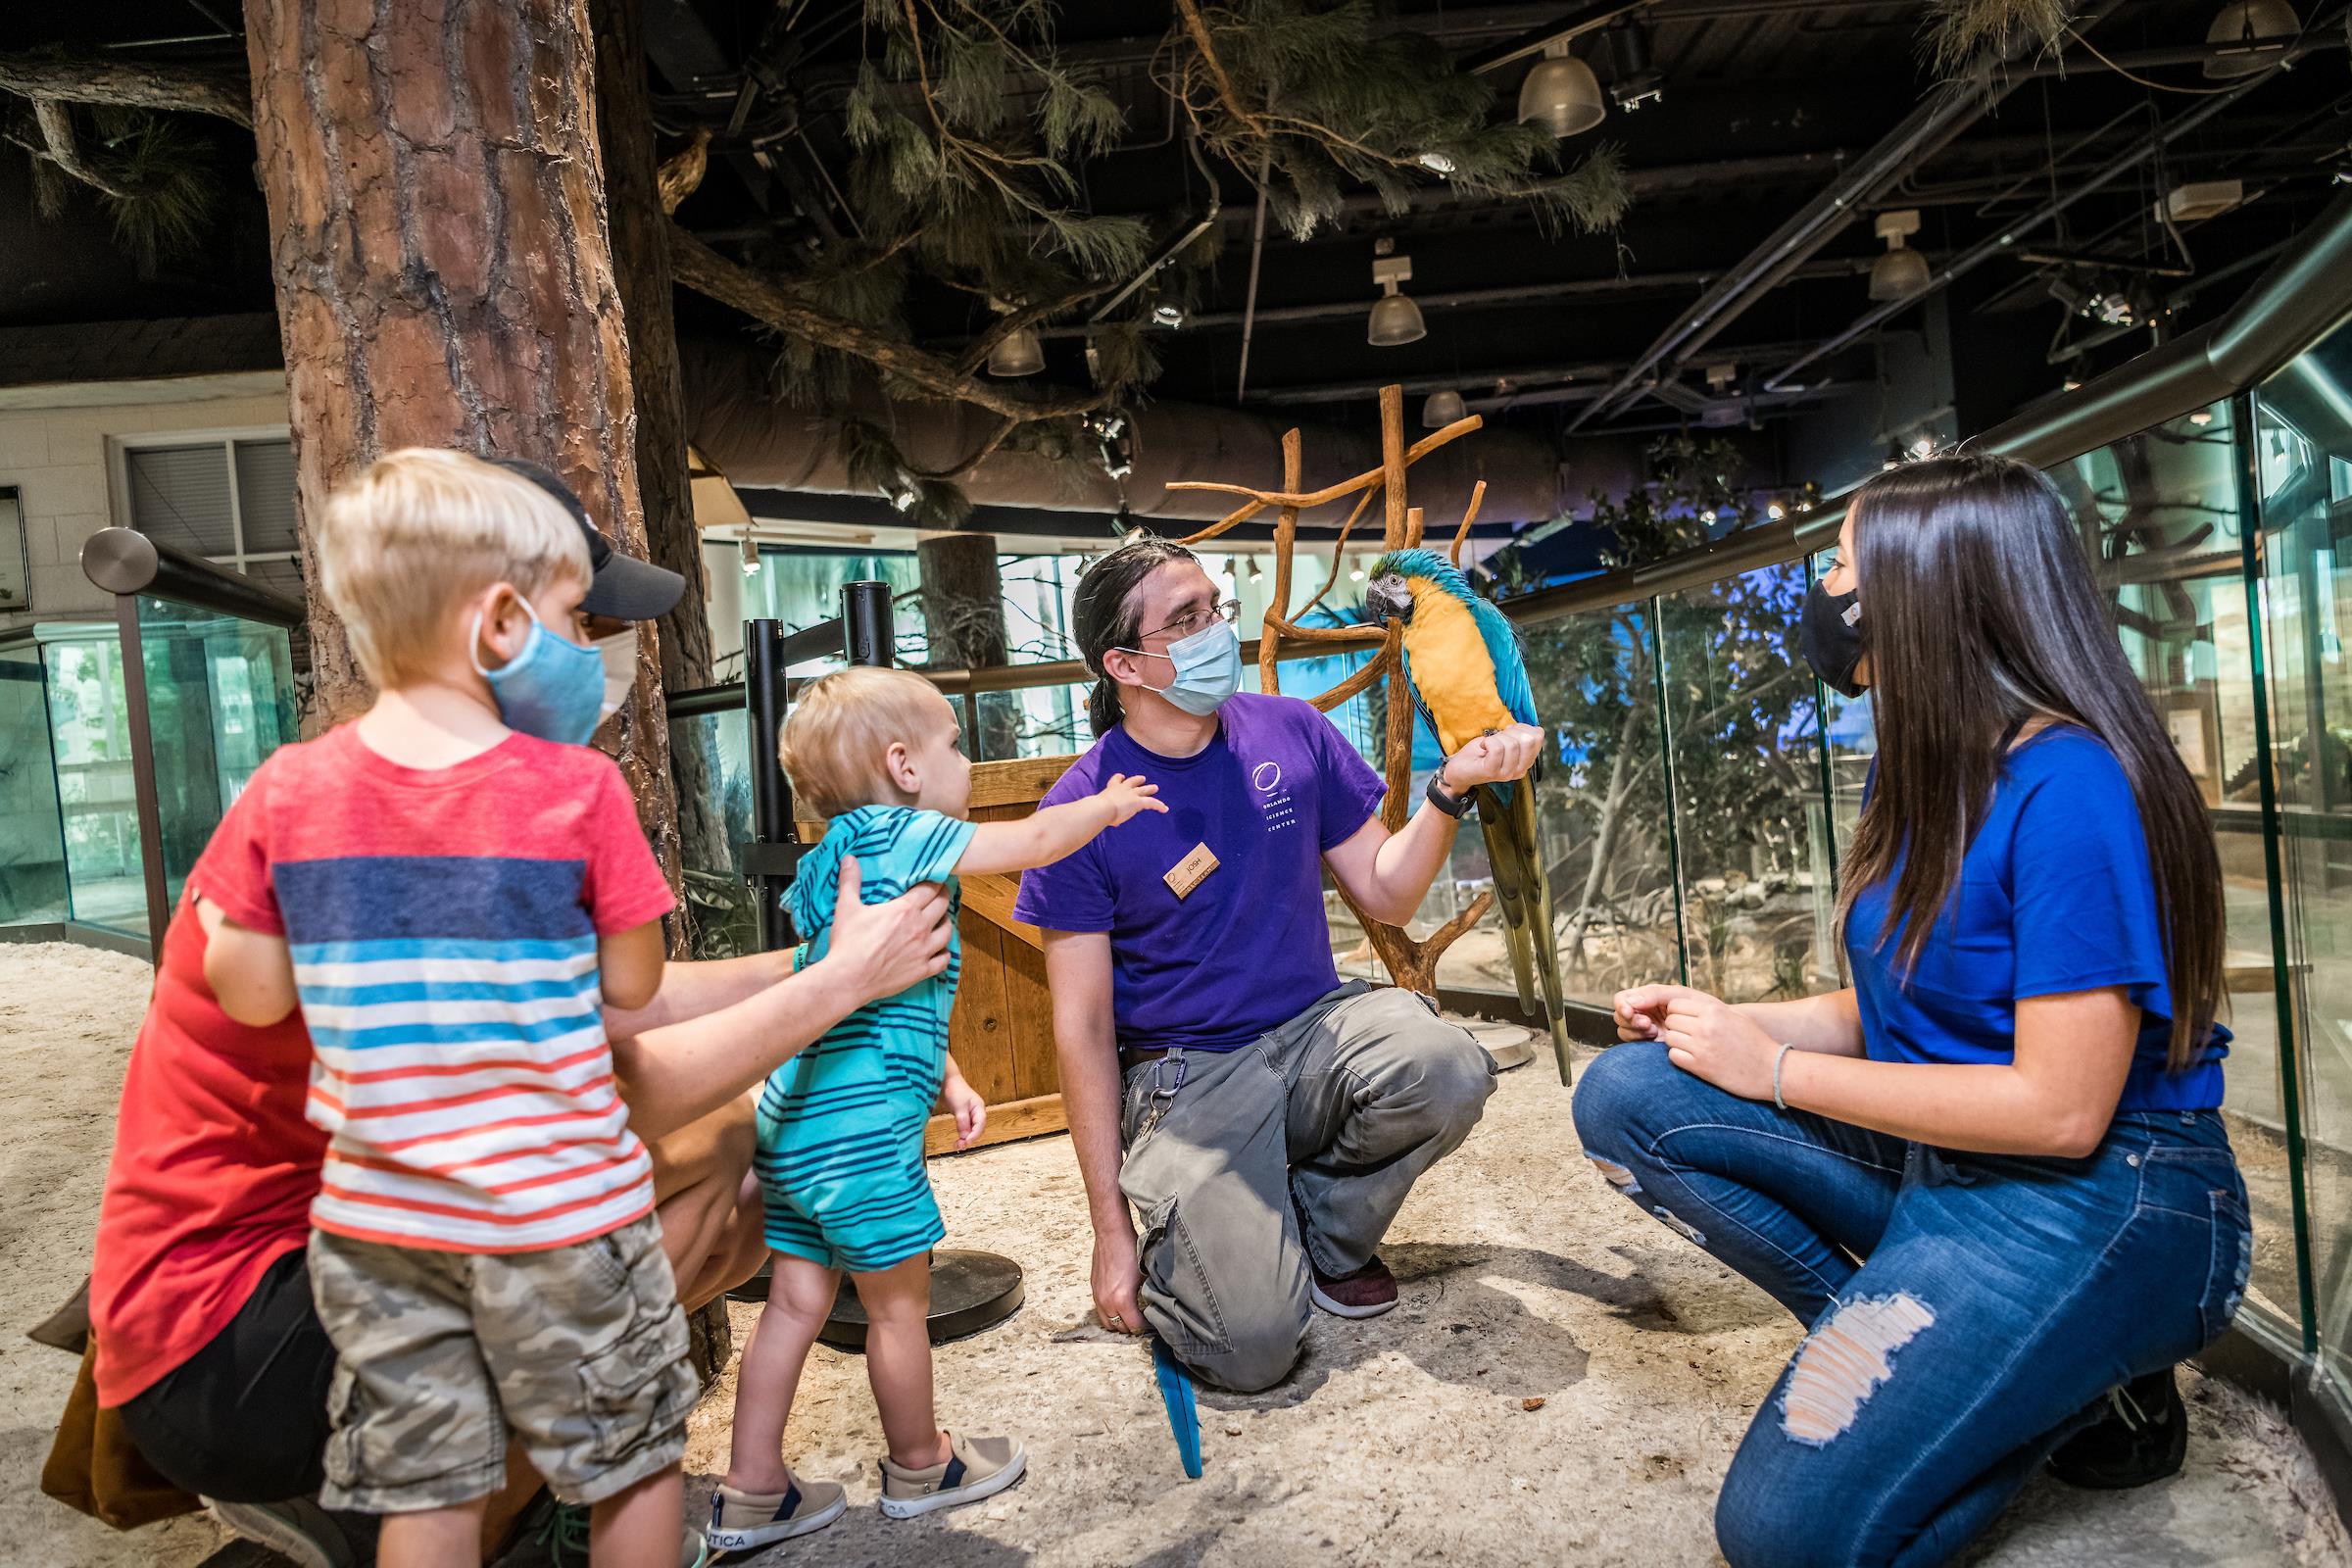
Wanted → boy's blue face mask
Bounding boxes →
[1126,620,1242,716]
[471,597,605,745]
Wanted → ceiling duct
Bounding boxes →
[679,341,1567,527]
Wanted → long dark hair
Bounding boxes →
[1074,535,1197,735]
[1838,452,2223,1071]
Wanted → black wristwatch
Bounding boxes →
[1427,764,1474,819]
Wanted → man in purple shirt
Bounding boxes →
[1013,537,1543,1391]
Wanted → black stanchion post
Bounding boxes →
[742,617,798,952]
[841,579,892,667]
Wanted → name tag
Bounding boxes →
[1163,842,1219,900]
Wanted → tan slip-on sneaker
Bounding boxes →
[706,1473,849,1551]
[877,1431,1027,1519]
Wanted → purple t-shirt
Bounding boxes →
[1011,692,1388,1054]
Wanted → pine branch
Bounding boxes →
[670,222,1116,424]
[0,45,252,128]
[29,99,130,197]
[954,277,1112,377]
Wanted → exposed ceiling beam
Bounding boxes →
[1006,258,1870,346]
[1565,1,2133,431]
[1763,50,2312,395]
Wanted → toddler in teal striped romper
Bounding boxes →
[712,666,1165,1548]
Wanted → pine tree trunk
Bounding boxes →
[919,533,1018,760]
[242,0,684,904]
[592,0,729,933]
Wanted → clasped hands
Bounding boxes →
[1613,983,1783,1102]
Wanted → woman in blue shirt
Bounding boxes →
[1571,453,2250,1568]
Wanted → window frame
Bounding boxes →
[108,426,301,582]
[0,485,26,612]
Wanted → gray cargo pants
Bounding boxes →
[1116,980,1497,1392]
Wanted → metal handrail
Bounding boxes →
[79,526,306,627]
[1495,190,2352,626]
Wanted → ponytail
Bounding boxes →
[1074,534,1196,737]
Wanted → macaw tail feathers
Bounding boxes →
[1475,779,1574,1085]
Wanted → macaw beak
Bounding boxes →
[1365,572,1414,625]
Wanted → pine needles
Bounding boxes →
[1164,0,1630,240]
[1920,0,2078,74]
[8,101,218,272]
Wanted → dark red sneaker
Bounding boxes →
[1310,1255,1399,1318]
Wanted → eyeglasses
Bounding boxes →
[1137,598,1242,644]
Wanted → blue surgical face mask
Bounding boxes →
[471,597,605,745]
[1127,619,1242,717]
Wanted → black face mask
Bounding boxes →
[1800,580,1866,698]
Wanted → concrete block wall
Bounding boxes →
[0,375,290,630]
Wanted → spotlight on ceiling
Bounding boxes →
[1606,18,1665,111]
[1517,38,1605,138]
[2204,0,2297,78]
[986,324,1045,377]
[1367,244,1426,347]
[739,535,761,576]
[1349,566,1366,582]
[1870,210,1931,303]
[1152,301,1186,328]
[1422,389,1468,427]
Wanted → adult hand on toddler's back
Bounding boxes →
[829,856,954,1003]
[1096,772,1168,827]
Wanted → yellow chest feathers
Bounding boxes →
[1403,579,1515,755]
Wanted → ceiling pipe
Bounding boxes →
[1026,258,1874,342]
[678,340,1568,525]
[1761,54,2302,395]
[1246,339,1822,407]
[1565,2,2125,432]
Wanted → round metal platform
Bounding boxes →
[727,1250,1026,1350]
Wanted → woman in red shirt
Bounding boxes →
[91,867,949,1561]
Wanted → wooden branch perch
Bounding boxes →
[0,47,253,128]
[1162,415,1483,510]
[1307,649,1390,711]
[1450,480,1486,566]
[1298,484,1378,617]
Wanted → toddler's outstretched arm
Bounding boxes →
[955,773,1166,876]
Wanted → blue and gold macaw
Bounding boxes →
[1363,549,1571,1081]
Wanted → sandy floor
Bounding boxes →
[5,940,2348,1567]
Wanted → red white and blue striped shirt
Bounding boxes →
[190,724,676,1253]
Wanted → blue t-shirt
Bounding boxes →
[1012,692,1389,1054]
[1848,725,2228,1112]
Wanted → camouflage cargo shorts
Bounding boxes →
[307,1215,697,1512]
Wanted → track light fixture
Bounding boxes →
[1368,241,1427,347]
[1869,210,1930,303]
[2204,1,2297,79]
[1516,38,1605,138]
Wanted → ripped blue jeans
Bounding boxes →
[1571,1042,2251,1568]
